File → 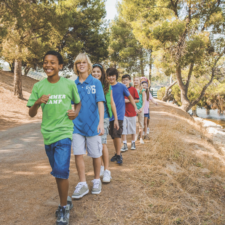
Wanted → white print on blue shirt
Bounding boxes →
[86,85,96,94]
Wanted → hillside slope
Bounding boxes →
[0,71,42,131]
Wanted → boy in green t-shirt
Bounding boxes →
[27,51,81,225]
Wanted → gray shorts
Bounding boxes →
[122,116,136,135]
[101,118,109,144]
[72,133,102,158]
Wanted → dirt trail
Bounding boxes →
[1,70,225,224]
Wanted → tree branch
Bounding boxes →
[185,62,194,89]
[191,48,225,106]
[162,80,177,101]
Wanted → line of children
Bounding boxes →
[27,51,156,225]
[92,63,119,182]
[121,74,139,152]
[134,77,146,144]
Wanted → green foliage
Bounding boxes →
[157,87,166,100]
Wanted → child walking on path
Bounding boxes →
[92,63,119,183]
[27,51,81,225]
[121,74,139,152]
[134,77,146,144]
[141,81,158,139]
[72,54,105,199]
[107,68,138,164]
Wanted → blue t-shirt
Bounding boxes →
[72,75,105,137]
[110,82,130,121]
[104,86,111,119]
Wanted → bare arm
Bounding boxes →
[125,98,139,103]
[139,92,146,112]
[110,90,118,121]
[97,101,104,135]
[150,98,158,105]
[127,95,138,113]
[29,94,50,117]
[67,101,81,120]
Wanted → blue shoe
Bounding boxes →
[116,155,123,165]
[111,154,117,162]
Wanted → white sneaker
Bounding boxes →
[140,138,144,144]
[72,183,89,199]
[91,179,102,194]
[102,170,112,183]
[100,166,104,177]
[147,128,150,134]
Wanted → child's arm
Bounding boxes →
[110,91,119,130]
[97,101,104,136]
[67,102,81,120]
[138,92,146,113]
[125,99,139,103]
[127,95,138,113]
[150,98,158,105]
[29,94,50,117]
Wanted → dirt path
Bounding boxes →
[1,102,225,225]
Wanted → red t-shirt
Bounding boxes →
[125,86,139,117]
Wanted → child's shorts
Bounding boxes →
[45,138,72,179]
[122,116,136,135]
[137,111,144,128]
[144,113,150,119]
[72,133,102,158]
[109,120,123,139]
[101,118,109,144]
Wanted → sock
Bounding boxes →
[132,140,135,143]
[93,178,100,182]
[123,140,127,144]
[79,181,87,186]
[101,165,104,169]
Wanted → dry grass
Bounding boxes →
[122,118,225,225]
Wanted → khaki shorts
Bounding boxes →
[101,118,109,144]
[72,133,102,158]
[137,111,144,129]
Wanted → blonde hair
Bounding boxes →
[74,53,92,75]
[134,77,142,93]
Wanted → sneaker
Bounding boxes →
[147,128,150,133]
[116,154,123,165]
[111,154,117,162]
[56,205,70,225]
[91,179,102,194]
[140,138,144,144]
[55,196,73,218]
[100,166,104,177]
[144,134,150,140]
[102,170,112,183]
[121,143,128,152]
[131,142,136,150]
[72,183,89,199]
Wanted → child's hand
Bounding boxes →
[139,108,143,113]
[97,122,104,136]
[114,119,119,130]
[67,110,78,120]
[35,94,50,105]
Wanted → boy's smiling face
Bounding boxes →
[107,74,117,85]
[43,55,63,77]
[122,78,130,87]
[76,59,88,74]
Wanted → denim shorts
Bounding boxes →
[45,138,72,179]
[144,113,150,119]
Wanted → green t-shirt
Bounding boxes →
[27,77,80,145]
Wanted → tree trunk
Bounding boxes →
[9,62,15,73]
[140,48,144,76]
[24,66,30,76]
[162,81,177,102]
[149,49,152,82]
[206,108,210,115]
[14,59,23,99]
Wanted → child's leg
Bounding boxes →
[113,138,121,155]
[56,178,69,206]
[93,157,101,179]
[131,134,136,142]
[75,155,86,182]
[122,134,127,142]
[102,144,109,170]
[144,117,148,134]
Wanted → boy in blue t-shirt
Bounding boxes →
[106,68,138,164]
[72,53,105,199]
